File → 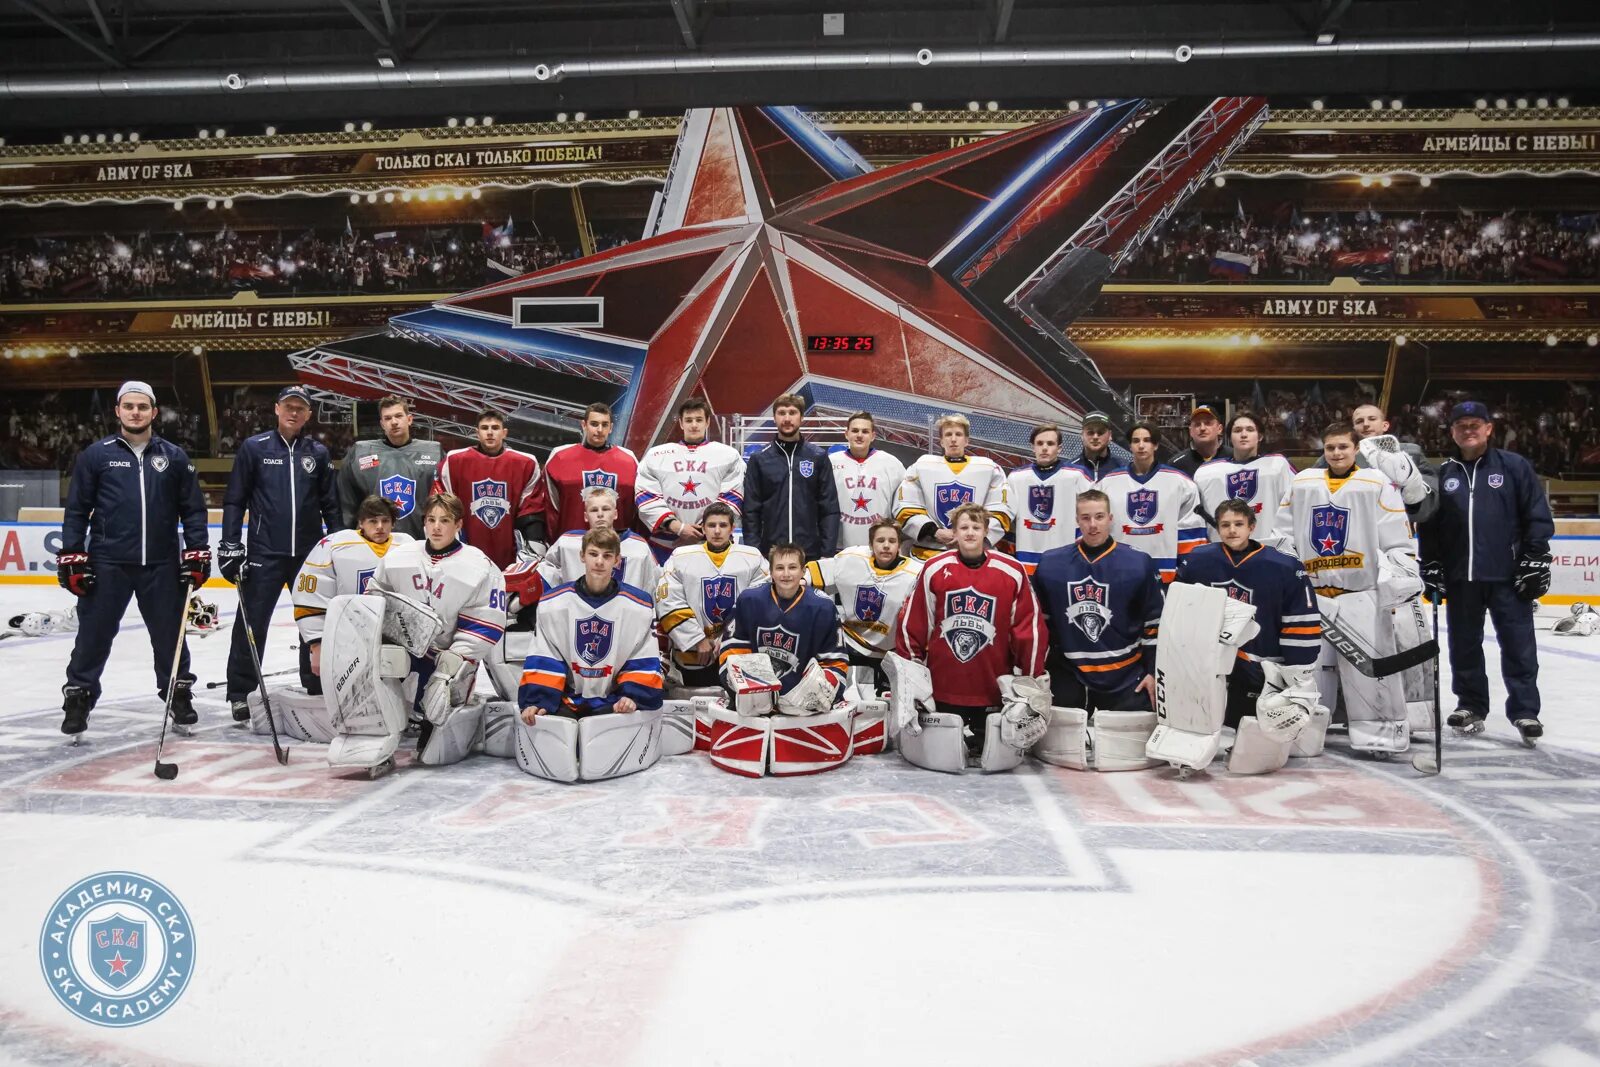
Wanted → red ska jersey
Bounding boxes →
[1099,466,1207,580]
[895,550,1046,709]
[719,584,848,694]
[518,580,664,716]
[1004,463,1092,573]
[433,446,547,569]
[1033,539,1163,694]
[1195,454,1297,551]
[1173,541,1320,683]
[544,442,639,536]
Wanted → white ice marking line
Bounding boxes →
[1309,767,1556,1067]
[1016,765,1109,887]
[261,769,425,851]
[1534,1047,1600,1067]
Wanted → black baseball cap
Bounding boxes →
[1448,401,1491,424]
[1081,410,1112,430]
[277,384,312,405]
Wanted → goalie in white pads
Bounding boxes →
[1283,422,1421,756]
[1163,498,1327,775]
[712,543,853,776]
[251,495,414,742]
[656,503,769,688]
[324,492,506,773]
[896,414,1009,561]
[514,527,666,782]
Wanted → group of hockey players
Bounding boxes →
[52,382,1556,782]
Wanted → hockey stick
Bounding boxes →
[1319,611,1438,678]
[1411,592,1444,776]
[234,575,289,766]
[204,668,295,690]
[153,583,193,780]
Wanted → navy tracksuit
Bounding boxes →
[62,434,210,704]
[220,431,341,699]
[1420,447,1555,722]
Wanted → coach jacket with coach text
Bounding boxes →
[62,434,209,566]
[222,430,341,559]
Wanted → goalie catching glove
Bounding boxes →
[374,587,444,656]
[1254,661,1318,743]
[1358,434,1427,506]
[776,660,841,716]
[997,673,1052,750]
[420,649,476,725]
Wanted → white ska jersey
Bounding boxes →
[291,530,415,643]
[1004,463,1091,572]
[1099,466,1208,579]
[519,582,664,715]
[896,454,1010,559]
[1195,453,1298,549]
[367,540,507,662]
[1283,467,1412,592]
[635,440,746,552]
[806,547,923,658]
[829,446,907,549]
[539,528,661,594]
[655,542,770,667]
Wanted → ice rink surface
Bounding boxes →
[2,584,1599,1067]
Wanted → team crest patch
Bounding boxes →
[934,482,976,526]
[798,460,815,478]
[379,474,418,518]
[470,478,511,530]
[938,589,997,663]
[150,455,169,473]
[756,625,801,672]
[701,575,737,624]
[1126,488,1159,527]
[575,615,613,668]
[1029,485,1054,522]
[1227,468,1259,501]
[357,567,376,593]
[1211,579,1254,604]
[582,469,618,492]
[854,585,886,623]
[1444,477,1461,492]
[1065,576,1112,643]
[300,456,316,474]
[1488,473,1504,488]
[1311,502,1350,556]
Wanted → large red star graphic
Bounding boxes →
[680,478,700,495]
[296,101,1264,462]
[1319,534,1339,554]
[106,951,131,977]
[852,494,871,511]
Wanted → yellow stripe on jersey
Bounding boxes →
[659,607,696,634]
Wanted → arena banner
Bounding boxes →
[1083,289,1600,324]
[1231,124,1600,175]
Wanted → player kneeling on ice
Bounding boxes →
[324,492,506,775]
[710,543,854,777]
[1030,489,1163,772]
[1156,499,1328,776]
[514,528,666,782]
[243,495,414,743]
[887,503,1049,773]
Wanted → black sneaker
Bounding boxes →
[61,686,91,736]
[169,681,199,727]
[231,699,250,723]
[1447,708,1486,734]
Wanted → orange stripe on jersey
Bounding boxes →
[1079,651,1142,674]
[1281,625,1321,635]
[718,647,750,666]
[520,668,565,689]
[617,670,663,690]
[293,607,326,620]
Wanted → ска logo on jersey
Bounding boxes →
[1027,485,1055,526]
[574,615,613,676]
[700,575,737,625]
[1227,468,1259,501]
[1126,488,1159,527]
[582,469,619,492]
[755,625,800,673]
[471,478,511,530]
[938,589,997,663]
[379,474,417,518]
[1211,579,1254,605]
[1065,576,1112,642]
[1311,502,1349,556]
[934,482,976,526]
[854,584,886,623]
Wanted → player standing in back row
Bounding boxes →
[433,408,548,569]
[1004,423,1089,574]
[742,393,840,561]
[829,411,905,549]
[337,394,442,540]
[636,398,746,563]
[896,413,1008,560]
[545,401,639,537]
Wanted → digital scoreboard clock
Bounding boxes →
[806,335,875,353]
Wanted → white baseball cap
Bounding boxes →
[116,380,156,404]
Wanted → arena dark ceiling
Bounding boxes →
[1,0,1597,130]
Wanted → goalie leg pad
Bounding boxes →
[1227,716,1292,775]
[705,704,771,778]
[851,698,889,756]
[666,687,724,751]
[1034,707,1090,770]
[659,699,698,756]
[770,709,853,776]
[324,595,411,770]
[480,702,518,759]
[418,699,487,766]
[1147,721,1222,774]
[1093,710,1159,772]
[1290,705,1332,757]
[485,630,534,703]
[249,685,334,743]
[514,714,580,782]
[1151,584,1234,771]
[898,711,970,774]
[1324,591,1409,754]
[578,710,663,780]
[977,712,1024,773]
[1391,597,1436,735]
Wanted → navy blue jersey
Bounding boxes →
[1033,538,1163,693]
[719,583,847,693]
[1173,541,1320,687]
[62,434,208,565]
[222,431,341,559]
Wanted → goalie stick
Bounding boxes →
[1319,611,1438,679]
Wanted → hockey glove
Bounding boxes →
[182,547,212,590]
[1358,434,1426,505]
[56,551,94,597]
[1514,550,1552,602]
[1420,559,1444,604]
[420,649,475,725]
[997,673,1053,750]
[1255,662,1317,743]
[217,541,246,584]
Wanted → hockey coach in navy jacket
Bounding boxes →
[58,381,211,736]
[1419,400,1555,741]
[742,393,840,560]
[217,384,341,717]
